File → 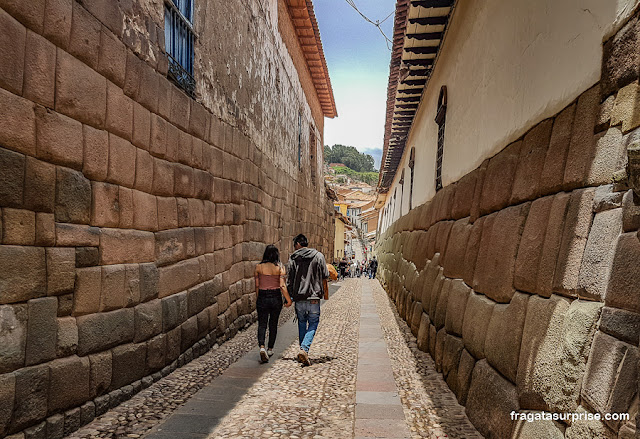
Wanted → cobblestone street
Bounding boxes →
[65,279,478,439]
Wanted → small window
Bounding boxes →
[409,147,416,210]
[435,86,447,191]
[164,0,195,95]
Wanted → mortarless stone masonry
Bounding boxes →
[376,8,640,439]
[0,0,335,436]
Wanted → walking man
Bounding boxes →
[287,234,330,366]
[369,256,378,279]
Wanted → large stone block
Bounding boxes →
[514,195,553,293]
[25,297,57,366]
[442,334,464,392]
[132,189,158,232]
[511,119,553,204]
[24,157,55,213]
[606,232,640,313]
[56,316,78,357]
[0,372,15,436]
[577,208,622,301]
[462,216,484,287]
[139,263,159,302]
[536,192,571,297]
[456,349,475,406]
[73,266,101,315]
[599,306,640,346]
[162,291,188,332]
[461,292,494,360]
[23,30,55,108]
[88,351,111,398]
[11,364,48,433]
[517,295,601,412]
[55,49,106,128]
[100,264,126,312]
[2,208,35,245]
[76,308,134,355]
[0,147,25,208]
[484,292,528,384]
[146,333,167,372]
[110,343,146,390]
[82,125,108,181]
[465,359,518,439]
[444,279,469,337]
[442,218,471,280]
[158,258,202,298]
[0,304,27,373]
[540,104,576,195]
[35,108,83,171]
[46,247,75,295]
[106,81,133,140]
[0,7,26,96]
[601,15,640,98]
[416,312,430,352]
[106,134,136,187]
[581,331,638,428]
[55,167,91,224]
[100,228,155,265]
[0,246,46,304]
[474,203,528,303]
[563,86,599,190]
[134,299,162,343]
[479,141,521,215]
[433,278,450,330]
[48,356,90,413]
[91,182,120,228]
[451,170,477,220]
[621,189,640,232]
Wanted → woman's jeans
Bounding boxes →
[257,290,283,349]
[295,300,320,352]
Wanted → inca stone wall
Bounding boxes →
[0,0,335,437]
[377,11,640,439]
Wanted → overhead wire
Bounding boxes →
[344,0,395,49]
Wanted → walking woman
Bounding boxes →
[255,244,292,363]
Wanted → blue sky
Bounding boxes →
[314,0,396,170]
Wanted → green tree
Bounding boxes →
[324,144,377,173]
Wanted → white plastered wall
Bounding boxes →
[380,0,638,233]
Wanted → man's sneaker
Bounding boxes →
[267,349,274,357]
[297,349,311,366]
[259,347,268,363]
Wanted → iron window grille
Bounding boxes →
[435,86,447,192]
[409,147,415,210]
[164,0,196,96]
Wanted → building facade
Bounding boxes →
[0,0,336,436]
[377,0,640,437]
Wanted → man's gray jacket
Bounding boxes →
[287,247,329,301]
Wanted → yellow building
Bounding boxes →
[333,212,350,262]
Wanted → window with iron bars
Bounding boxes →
[435,86,447,192]
[164,0,195,96]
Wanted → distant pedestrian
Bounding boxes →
[338,257,349,280]
[369,256,378,279]
[287,234,330,366]
[255,245,292,363]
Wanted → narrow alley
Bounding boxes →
[65,279,479,439]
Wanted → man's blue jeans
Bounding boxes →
[295,300,320,352]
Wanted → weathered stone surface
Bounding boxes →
[621,189,640,232]
[462,216,484,287]
[479,141,521,215]
[536,192,570,297]
[442,334,464,391]
[45,248,74,298]
[461,292,494,360]
[444,279,469,337]
[517,295,601,412]
[100,264,126,311]
[106,134,135,187]
[511,119,553,204]
[11,364,48,432]
[512,411,565,438]
[63,406,81,435]
[35,212,55,247]
[55,167,91,224]
[146,333,167,372]
[456,349,475,406]
[484,292,528,384]
[88,351,111,398]
[76,308,134,355]
[91,182,119,228]
[162,291,188,332]
[2,208,35,245]
[0,246,46,304]
[564,406,616,439]
[442,218,471,280]
[410,301,422,336]
[593,184,624,212]
[466,359,518,439]
[134,299,162,343]
[599,306,640,346]
[110,343,146,390]
[55,223,100,247]
[582,331,638,427]
[474,203,528,303]
[181,316,199,351]
[563,86,599,190]
[416,312,430,352]
[433,278,450,330]
[434,328,446,372]
[0,7,26,95]
[48,356,90,412]
[514,195,553,294]
[0,304,27,373]
[139,263,159,302]
[158,258,202,298]
[73,266,101,315]
[601,15,640,98]
[45,413,64,439]
[605,232,640,313]
[451,170,477,220]
[24,157,55,213]
[0,372,15,436]
[100,228,155,265]
[25,297,57,366]
[577,208,622,301]
[56,316,78,357]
